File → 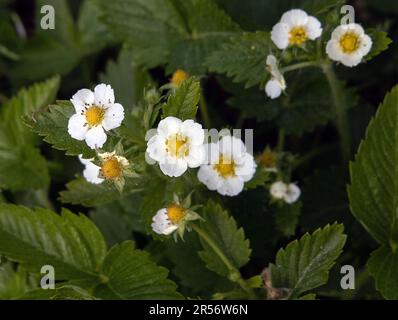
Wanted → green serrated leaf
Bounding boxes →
[99,0,240,74]
[198,200,251,277]
[0,204,107,280]
[162,78,200,120]
[28,100,95,158]
[348,86,398,245]
[20,284,96,300]
[269,223,346,299]
[365,29,392,62]
[93,241,182,299]
[367,245,398,300]
[0,263,31,299]
[207,31,270,88]
[0,77,59,191]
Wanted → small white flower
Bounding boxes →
[265,55,286,99]
[146,116,206,177]
[152,207,179,235]
[68,84,125,149]
[197,136,257,197]
[271,9,322,50]
[270,181,288,199]
[284,183,301,204]
[79,155,104,184]
[326,23,372,67]
[270,181,301,204]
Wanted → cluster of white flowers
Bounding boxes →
[270,181,301,204]
[68,84,125,149]
[146,117,257,197]
[266,9,373,99]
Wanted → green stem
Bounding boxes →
[34,189,55,211]
[199,88,211,128]
[191,223,256,299]
[321,63,352,164]
[277,128,285,153]
[281,61,320,73]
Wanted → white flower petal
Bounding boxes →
[218,136,246,158]
[197,166,221,191]
[181,119,204,145]
[271,22,290,49]
[78,154,93,165]
[217,177,244,197]
[94,84,115,107]
[185,145,206,168]
[85,126,107,149]
[151,208,178,235]
[280,9,308,27]
[103,103,125,131]
[306,16,322,40]
[146,135,167,162]
[68,114,88,140]
[270,181,287,199]
[265,79,283,99]
[157,116,182,138]
[71,89,94,113]
[159,158,188,177]
[360,34,372,57]
[235,154,257,181]
[283,183,301,203]
[83,162,104,184]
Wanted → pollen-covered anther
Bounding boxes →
[166,203,186,224]
[213,154,236,178]
[100,156,123,180]
[289,26,308,45]
[165,134,189,158]
[85,106,105,127]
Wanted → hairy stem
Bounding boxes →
[281,61,320,73]
[191,223,255,299]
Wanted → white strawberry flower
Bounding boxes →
[270,181,301,204]
[271,9,322,50]
[326,23,372,67]
[79,155,104,185]
[265,55,286,99]
[146,116,206,177]
[197,135,257,197]
[68,84,125,149]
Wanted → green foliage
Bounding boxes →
[365,29,392,62]
[207,32,271,88]
[0,77,59,191]
[162,78,200,120]
[0,204,106,280]
[28,100,95,158]
[99,49,152,109]
[269,223,346,299]
[21,284,96,300]
[198,200,251,277]
[93,241,182,299]
[348,86,398,299]
[99,0,240,74]
[12,0,112,83]
[0,263,32,299]
[273,202,301,238]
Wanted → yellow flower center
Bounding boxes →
[165,134,189,158]
[167,204,186,224]
[85,106,105,127]
[259,151,277,168]
[213,154,236,179]
[289,26,308,45]
[101,157,123,180]
[339,31,360,54]
[171,70,189,87]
